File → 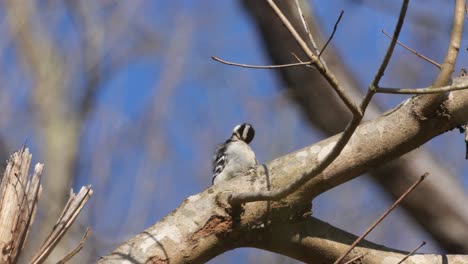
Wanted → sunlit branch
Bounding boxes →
[376,82,468,94]
[211,56,313,69]
[229,0,409,204]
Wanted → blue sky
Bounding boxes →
[73,1,466,263]
[9,0,462,262]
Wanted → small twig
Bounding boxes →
[291,52,304,63]
[211,56,312,69]
[381,30,441,69]
[334,173,427,264]
[30,186,93,264]
[432,0,465,88]
[266,0,360,115]
[343,253,367,264]
[294,0,317,54]
[359,0,409,114]
[370,0,409,88]
[319,10,344,58]
[376,82,468,94]
[396,241,426,264]
[56,228,91,264]
[290,52,316,69]
[293,0,327,68]
[413,0,465,118]
[229,0,409,205]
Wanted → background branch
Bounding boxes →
[100,83,468,262]
[414,0,465,118]
[242,0,468,252]
[248,217,465,264]
[230,0,408,204]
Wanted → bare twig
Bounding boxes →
[358,0,409,112]
[381,30,441,69]
[417,0,465,116]
[56,228,91,264]
[290,52,316,69]
[370,1,409,88]
[293,0,327,68]
[334,173,427,264]
[376,82,468,94]
[211,56,312,69]
[396,241,426,264]
[30,186,93,264]
[229,0,409,205]
[266,0,360,115]
[319,10,344,58]
[432,0,465,87]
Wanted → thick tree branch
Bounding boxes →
[100,84,468,263]
[248,217,467,264]
[230,0,408,204]
[242,0,468,252]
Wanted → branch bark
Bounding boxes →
[242,0,468,252]
[100,84,468,263]
[248,217,467,264]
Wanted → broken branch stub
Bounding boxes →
[0,148,43,263]
[0,148,93,264]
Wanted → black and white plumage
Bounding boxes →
[212,123,257,185]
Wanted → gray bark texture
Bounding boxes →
[242,0,468,252]
[99,86,468,263]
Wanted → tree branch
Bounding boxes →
[30,186,93,264]
[293,0,328,68]
[266,0,359,115]
[230,0,408,204]
[211,56,313,69]
[414,0,465,118]
[242,0,468,252]
[100,84,468,263]
[248,217,466,264]
[381,29,441,69]
[0,149,43,263]
[335,173,426,264]
[376,82,468,94]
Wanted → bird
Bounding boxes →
[212,123,257,185]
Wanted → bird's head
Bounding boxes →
[232,123,255,144]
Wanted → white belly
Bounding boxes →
[213,141,257,184]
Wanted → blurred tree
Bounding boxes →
[0,0,467,263]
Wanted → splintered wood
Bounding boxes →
[0,148,93,264]
[0,148,42,263]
